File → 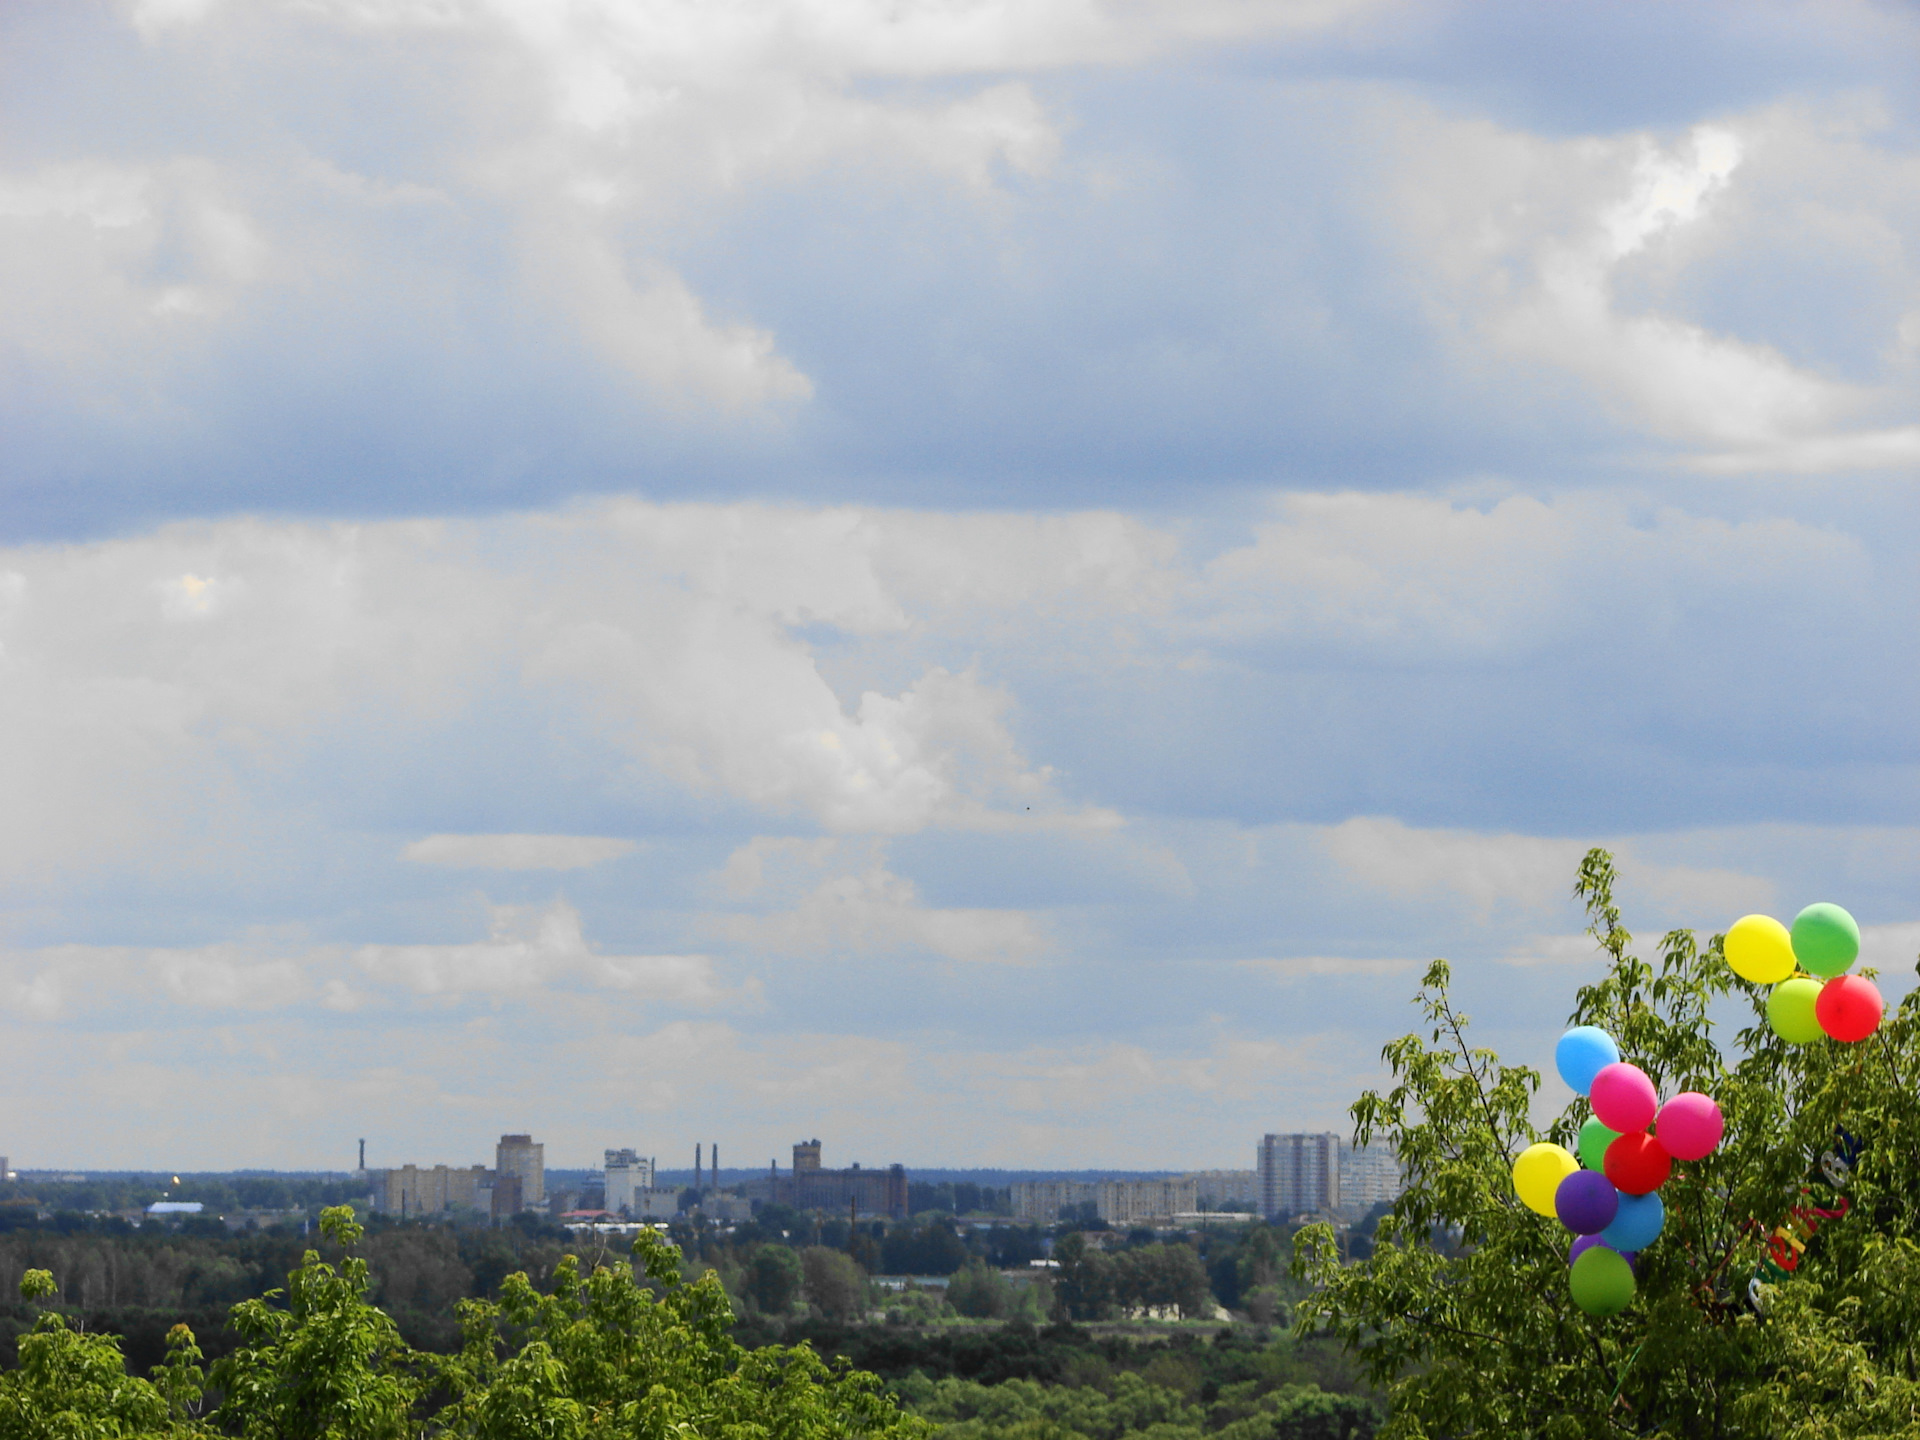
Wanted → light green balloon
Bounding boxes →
[1570,1245,1635,1316]
[1578,1116,1622,1171]
[1791,903,1860,978]
[1768,976,1825,1044]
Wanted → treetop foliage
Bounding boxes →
[1295,847,1920,1439]
[0,1205,924,1439]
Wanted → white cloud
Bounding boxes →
[0,503,1114,881]
[1385,103,1920,470]
[1323,817,1776,922]
[521,229,813,411]
[1860,922,1920,979]
[1497,933,1608,968]
[0,942,316,1018]
[1323,818,1592,916]
[961,1031,1354,1117]
[717,837,1046,964]
[0,158,268,384]
[0,901,745,1020]
[355,899,741,1003]
[519,519,1077,829]
[85,0,1393,419]
[0,492,1882,889]
[402,834,637,870]
[137,0,1385,74]
[152,949,312,1008]
[1195,490,1866,658]
[1241,956,1425,982]
[94,0,1191,416]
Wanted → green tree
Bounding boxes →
[746,1243,806,1316]
[0,1210,925,1439]
[1295,848,1920,1439]
[1112,1243,1213,1320]
[0,1268,203,1439]
[881,1219,972,1276]
[801,1245,870,1322]
[211,1206,425,1439]
[1052,1232,1117,1321]
[439,1228,918,1438]
[946,1260,1010,1319]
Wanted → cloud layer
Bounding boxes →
[1,486,1915,1168]
[1,0,1916,1170]
[5,2,1919,532]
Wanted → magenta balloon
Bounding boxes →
[1655,1092,1724,1162]
[1590,1062,1657,1133]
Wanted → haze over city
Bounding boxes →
[3,0,1918,1175]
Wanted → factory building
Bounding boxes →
[762,1140,908,1219]
[603,1149,656,1216]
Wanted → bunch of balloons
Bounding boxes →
[1726,903,1882,1045]
[1511,1026,1724,1317]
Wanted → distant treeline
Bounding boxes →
[0,1174,367,1220]
[4,1175,1013,1220]
[0,1202,1373,1370]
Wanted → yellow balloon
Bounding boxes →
[1725,914,1795,984]
[1513,1142,1578,1217]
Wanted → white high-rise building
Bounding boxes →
[603,1148,655,1215]
[1338,1142,1403,1216]
[1258,1132,1341,1220]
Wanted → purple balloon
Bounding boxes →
[1555,1170,1620,1236]
[1568,1235,1636,1270]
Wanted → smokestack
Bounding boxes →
[357,1138,366,1172]
[695,1143,703,1190]
[712,1144,719,1186]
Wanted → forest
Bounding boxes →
[0,1203,1377,1439]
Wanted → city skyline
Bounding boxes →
[3,0,1917,1170]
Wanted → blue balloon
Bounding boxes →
[1601,1191,1665,1252]
[1556,1026,1621,1095]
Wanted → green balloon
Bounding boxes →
[1791,903,1860,978]
[1578,1116,1622,1171]
[1768,976,1825,1044]
[1570,1245,1635,1316]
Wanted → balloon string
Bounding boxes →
[1610,1343,1643,1409]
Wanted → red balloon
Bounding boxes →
[1816,974,1883,1043]
[1603,1132,1672,1196]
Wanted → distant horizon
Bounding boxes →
[6,1165,1256,1184]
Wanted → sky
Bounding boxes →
[3,0,1919,1176]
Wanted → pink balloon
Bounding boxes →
[1590,1062,1657,1133]
[1655,1091,1723,1161]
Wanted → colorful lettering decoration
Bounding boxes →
[1745,1127,1864,1312]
